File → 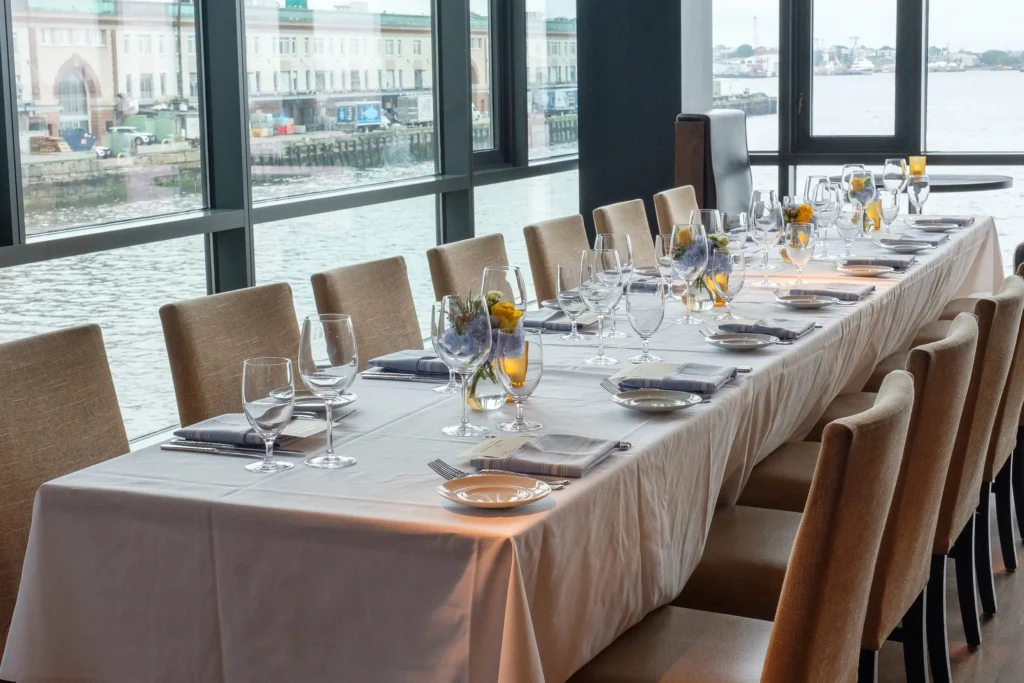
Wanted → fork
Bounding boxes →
[427,459,568,488]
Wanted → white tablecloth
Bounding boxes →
[1,218,1003,683]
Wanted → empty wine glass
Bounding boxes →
[689,209,723,239]
[430,315,462,395]
[879,188,903,236]
[834,209,862,258]
[670,222,709,325]
[708,251,746,320]
[784,222,816,286]
[299,314,358,469]
[431,296,492,436]
[840,164,867,203]
[495,328,544,432]
[907,175,930,214]
[807,178,836,261]
[480,265,528,312]
[625,279,665,363]
[749,190,782,274]
[654,233,675,283]
[883,158,909,192]
[242,357,296,474]
[579,248,623,365]
[803,174,830,204]
[594,233,633,340]
[556,263,588,342]
[720,213,750,253]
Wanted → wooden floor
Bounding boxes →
[879,500,1024,682]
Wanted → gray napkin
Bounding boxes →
[913,217,974,227]
[880,236,946,247]
[618,362,737,395]
[787,284,875,302]
[718,318,815,340]
[522,308,594,332]
[842,256,916,270]
[470,434,621,478]
[368,349,448,376]
[174,414,269,447]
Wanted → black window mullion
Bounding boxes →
[435,0,474,244]
[0,0,22,248]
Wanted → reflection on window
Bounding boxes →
[11,1,205,237]
[470,0,494,151]
[254,196,438,336]
[712,0,780,151]
[526,1,577,160]
[0,236,208,438]
[245,1,436,202]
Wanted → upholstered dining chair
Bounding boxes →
[569,371,914,683]
[592,199,656,269]
[0,325,130,651]
[311,256,423,371]
[523,214,590,306]
[426,233,509,302]
[735,313,979,683]
[653,185,700,237]
[159,283,301,427]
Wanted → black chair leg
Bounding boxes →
[975,482,999,615]
[858,648,879,683]
[954,516,982,648]
[995,457,1017,572]
[902,587,928,683]
[1013,437,1024,539]
[928,554,953,683]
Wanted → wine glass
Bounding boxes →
[430,310,462,394]
[720,213,750,253]
[784,222,816,286]
[579,248,623,366]
[907,175,930,214]
[847,170,877,233]
[431,296,492,436]
[708,251,746,320]
[555,263,588,342]
[840,164,867,203]
[299,314,358,469]
[593,233,633,340]
[879,188,903,236]
[654,233,675,283]
[480,265,528,312]
[495,328,544,432]
[834,209,862,258]
[670,222,709,325]
[883,158,909,192]
[625,279,665,363]
[241,357,296,474]
[803,174,830,204]
[749,190,782,274]
[689,209,723,239]
[807,177,836,261]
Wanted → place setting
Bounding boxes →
[599,361,738,413]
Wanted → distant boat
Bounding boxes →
[847,57,876,75]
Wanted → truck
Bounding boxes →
[530,88,578,117]
[395,93,434,126]
[184,115,201,148]
[336,100,388,132]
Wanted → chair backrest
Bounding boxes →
[311,256,423,371]
[426,233,509,302]
[934,275,1024,554]
[159,283,301,427]
[653,185,700,236]
[523,214,590,305]
[861,313,978,650]
[592,199,656,268]
[0,324,129,642]
[675,110,752,215]
[986,267,1024,480]
[762,371,914,683]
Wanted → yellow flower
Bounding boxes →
[491,301,523,333]
[850,177,865,193]
[676,227,693,248]
[796,205,814,224]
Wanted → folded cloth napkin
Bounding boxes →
[174,413,268,447]
[913,217,974,227]
[842,256,916,270]
[787,284,875,302]
[367,349,449,376]
[522,308,596,332]
[470,434,622,478]
[718,318,815,340]
[880,235,947,247]
[617,362,737,395]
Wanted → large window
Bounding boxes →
[526,1,578,160]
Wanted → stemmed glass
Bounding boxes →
[431,322,462,395]
[432,296,492,436]
[654,233,675,283]
[555,263,588,342]
[784,223,817,285]
[593,233,633,340]
[749,190,782,274]
[689,209,723,239]
[883,158,909,192]
[481,265,528,312]
[879,188,903,236]
[579,248,623,366]
[708,251,746,320]
[840,164,867,204]
[299,314,359,469]
[806,177,836,261]
[241,357,296,474]
[670,222,709,325]
[847,170,878,232]
[720,213,750,253]
[803,174,830,206]
[625,279,665,363]
[835,209,862,258]
[495,328,544,432]
[907,175,930,214]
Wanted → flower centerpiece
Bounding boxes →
[780,199,816,264]
[848,175,879,232]
[674,232,728,310]
[467,290,525,410]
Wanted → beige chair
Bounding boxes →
[311,256,423,371]
[592,199,656,269]
[160,283,301,427]
[733,313,979,682]
[0,325,130,649]
[523,215,590,306]
[570,371,914,683]
[654,185,700,236]
[426,233,509,302]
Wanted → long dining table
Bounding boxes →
[0,217,1004,683]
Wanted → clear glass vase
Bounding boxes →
[467,361,508,411]
[684,279,716,313]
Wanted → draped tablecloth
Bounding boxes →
[1,218,1003,683]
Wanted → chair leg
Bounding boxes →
[902,587,928,683]
[953,516,982,648]
[1013,437,1024,539]
[928,554,953,683]
[975,482,999,615]
[995,457,1018,572]
[858,648,879,683]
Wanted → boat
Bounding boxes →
[838,57,876,75]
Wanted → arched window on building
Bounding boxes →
[58,72,90,132]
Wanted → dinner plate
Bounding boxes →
[540,299,561,310]
[879,241,930,254]
[773,292,840,309]
[610,389,704,413]
[836,264,895,277]
[633,266,661,278]
[437,472,551,509]
[703,332,780,350]
[904,218,958,233]
[293,391,357,411]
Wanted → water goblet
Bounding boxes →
[555,263,588,342]
[299,314,359,469]
[879,188,902,236]
[834,210,862,258]
[579,248,623,365]
[241,357,296,473]
[625,279,665,363]
[495,328,544,432]
[431,322,462,395]
[840,164,867,203]
[720,212,750,253]
[670,222,709,325]
[689,209,723,239]
[784,222,816,286]
[431,296,492,436]
[654,232,675,283]
[803,175,830,204]
[594,233,633,340]
[749,190,782,274]
[480,265,528,312]
[807,177,837,261]
[907,175,930,214]
[708,251,746,320]
[883,158,909,192]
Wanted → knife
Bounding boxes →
[162,439,304,457]
[361,372,449,384]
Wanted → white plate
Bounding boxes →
[773,292,839,309]
[437,473,551,509]
[293,391,357,411]
[879,242,930,254]
[703,332,780,350]
[836,264,895,277]
[905,219,958,233]
[611,389,704,413]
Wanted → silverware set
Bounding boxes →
[160,439,304,458]
[427,458,570,490]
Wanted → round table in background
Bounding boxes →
[827,173,1014,213]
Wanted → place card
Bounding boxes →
[609,363,678,383]
[460,436,535,460]
[282,419,329,439]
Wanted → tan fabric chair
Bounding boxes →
[571,371,914,683]
[160,283,301,427]
[592,199,656,269]
[654,185,700,236]
[523,215,590,306]
[425,233,509,302]
[0,325,129,649]
[311,256,423,371]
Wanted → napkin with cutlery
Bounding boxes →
[172,413,329,447]
[718,318,815,340]
[367,349,449,376]
[880,236,947,247]
[468,434,622,478]
[610,362,737,395]
[842,256,916,270]
[787,283,875,301]
[522,308,598,332]
[912,217,974,227]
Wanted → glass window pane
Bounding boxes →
[245,2,436,202]
[474,170,580,300]
[810,0,896,136]
[12,3,205,237]
[526,1,577,160]
[0,236,208,438]
[751,165,780,195]
[926,0,1024,152]
[254,196,438,336]
[713,0,780,152]
[471,0,494,151]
